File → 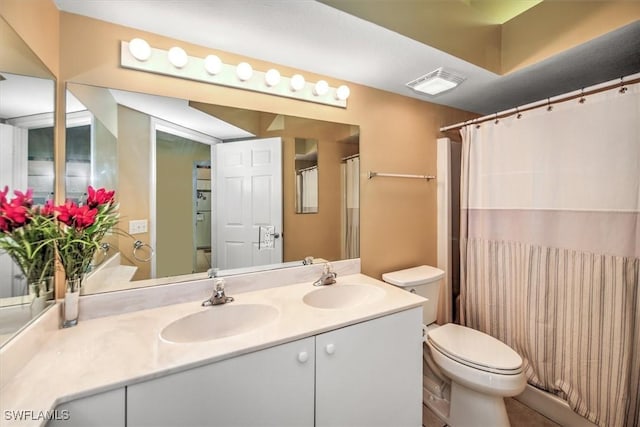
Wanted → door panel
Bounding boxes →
[215,137,282,270]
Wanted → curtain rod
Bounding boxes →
[297,165,318,173]
[368,171,435,180]
[341,153,360,162]
[440,76,640,133]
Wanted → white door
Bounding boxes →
[215,137,282,270]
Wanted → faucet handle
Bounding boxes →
[214,278,225,291]
[323,262,332,273]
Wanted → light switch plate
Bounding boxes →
[129,219,148,235]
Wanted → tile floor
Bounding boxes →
[423,397,561,427]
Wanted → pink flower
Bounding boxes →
[87,186,115,209]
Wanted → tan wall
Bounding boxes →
[117,106,151,280]
[0,0,59,78]
[501,2,640,74]
[156,135,210,278]
[56,12,475,281]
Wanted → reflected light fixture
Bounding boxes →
[406,67,465,96]
[264,69,281,87]
[236,62,253,81]
[336,85,350,101]
[168,47,188,68]
[314,80,329,96]
[204,55,222,75]
[128,38,151,61]
[290,74,305,92]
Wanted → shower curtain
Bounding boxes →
[298,166,318,213]
[459,82,639,427]
[341,156,359,259]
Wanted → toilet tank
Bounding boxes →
[382,265,444,325]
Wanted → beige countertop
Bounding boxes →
[0,273,425,427]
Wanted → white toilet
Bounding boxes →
[383,265,526,427]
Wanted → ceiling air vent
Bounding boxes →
[406,68,466,96]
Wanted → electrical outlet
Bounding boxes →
[129,219,148,235]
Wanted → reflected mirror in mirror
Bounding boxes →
[295,138,318,214]
[0,17,56,346]
[65,83,360,296]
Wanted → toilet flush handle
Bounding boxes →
[422,324,428,342]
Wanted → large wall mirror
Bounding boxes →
[0,17,56,346]
[65,83,360,296]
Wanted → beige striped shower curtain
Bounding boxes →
[459,82,639,427]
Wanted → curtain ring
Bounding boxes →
[494,113,499,124]
[546,98,553,111]
[619,77,628,94]
[133,240,154,262]
[516,107,522,119]
[579,88,586,104]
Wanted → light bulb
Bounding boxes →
[236,62,253,81]
[128,38,151,61]
[204,55,222,75]
[314,80,329,96]
[336,85,350,101]
[290,74,306,92]
[264,69,281,87]
[168,47,188,68]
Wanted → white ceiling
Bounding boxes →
[52,0,640,115]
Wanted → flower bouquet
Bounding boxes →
[55,186,119,291]
[0,187,57,297]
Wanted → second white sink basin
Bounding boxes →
[160,303,279,344]
[303,284,385,309]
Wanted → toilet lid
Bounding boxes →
[427,324,522,374]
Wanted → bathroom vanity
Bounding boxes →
[1,273,425,427]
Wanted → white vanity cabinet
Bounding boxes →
[127,307,422,427]
[46,388,125,427]
[315,307,423,427]
[126,337,316,427]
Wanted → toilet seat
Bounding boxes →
[427,324,522,375]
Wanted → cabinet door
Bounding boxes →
[46,387,125,427]
[316,308,423,427]
[127,337,314,427]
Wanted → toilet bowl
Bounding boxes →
[383,265,526,427]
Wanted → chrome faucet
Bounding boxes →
[202,278,234,306]
[313,262,338,286]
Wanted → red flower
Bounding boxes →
[39,200,56,217]
[0,216,9,233]
[0,203,29,231]
[87,186,115,209]
[12,188,33,208]
[0,186,8,206]
[73,205,98,229]
[56,201,97,230]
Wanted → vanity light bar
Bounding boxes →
[120,40,349,108]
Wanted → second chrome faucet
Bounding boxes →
[313,262,338,286]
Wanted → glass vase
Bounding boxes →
[63,277,82,328]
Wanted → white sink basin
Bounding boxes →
[160,303,279,343]
[303,284,385,309]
